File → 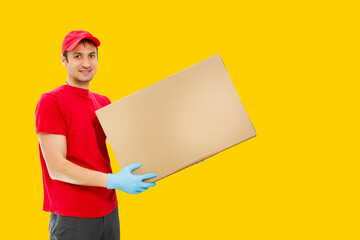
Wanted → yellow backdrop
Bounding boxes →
[1,0,358,239]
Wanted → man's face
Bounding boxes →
[61,42,97,84]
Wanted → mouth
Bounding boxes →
[79,70,92,75]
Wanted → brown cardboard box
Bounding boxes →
[95,54,256,182]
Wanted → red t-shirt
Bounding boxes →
[35,84,118,218]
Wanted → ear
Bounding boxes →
[60,55,67,66]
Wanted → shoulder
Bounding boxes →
[35,93,61,115]
[39,86,66,101]
[38,92,58,105]
[90,91,112,105]
[36,86,69,110]
[35,90,65,121]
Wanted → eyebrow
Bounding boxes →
[73,52,96,55]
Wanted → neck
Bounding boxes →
[66,79,90,90]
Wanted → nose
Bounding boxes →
[81,57,91,68]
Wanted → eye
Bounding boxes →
[90,54,95,58]
[74,55,80,58]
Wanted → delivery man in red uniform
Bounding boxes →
[35,30,157,240]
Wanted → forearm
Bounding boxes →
[50,157,108,188]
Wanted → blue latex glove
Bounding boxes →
[196,160,205,164]
[107,162,157,194]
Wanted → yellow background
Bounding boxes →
[1,0,359,239]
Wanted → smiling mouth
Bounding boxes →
[79,70,91,74]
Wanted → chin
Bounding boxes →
[77,75,94,82]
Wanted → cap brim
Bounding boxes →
[66,36,101,52]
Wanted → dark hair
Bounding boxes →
[63,38,98,62]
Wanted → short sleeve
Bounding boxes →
[35,93,67,135]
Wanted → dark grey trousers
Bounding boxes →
[49,206,120,240]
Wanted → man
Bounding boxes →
[35,30,157,240]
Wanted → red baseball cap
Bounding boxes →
[62,30,100,55]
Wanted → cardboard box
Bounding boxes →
[95,54,256,182]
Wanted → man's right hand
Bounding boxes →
[107,162,157,194]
